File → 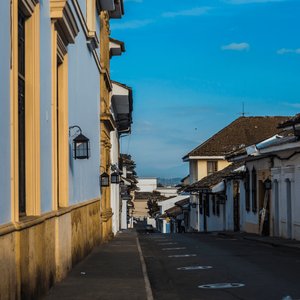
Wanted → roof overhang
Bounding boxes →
[111,81,133,134]
[211,181,225,193]
[109,38,125,57]
[183,156,225,161]
[97,0,115,11]
[108,0,124,18]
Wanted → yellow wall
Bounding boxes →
[100,11,113,241]
[0,199,101,300]
[133,200,148,220]
[197,159,231,180]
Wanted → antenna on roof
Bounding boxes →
[239,102,249,117]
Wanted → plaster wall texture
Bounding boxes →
[189,204,199,231]
[110,130,120,234]
[68,2,101,205]
[133,200,148,219]
[272,154,300,240]
[39,0,53,213]
[0,1,11,224]
[137,178,157,192]
[197,160,207,181]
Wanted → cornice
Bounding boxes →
[50,0,79,46]
[19,0,39,17]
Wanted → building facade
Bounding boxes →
[0,0,131,298]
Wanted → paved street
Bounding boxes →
[138,231,300,300]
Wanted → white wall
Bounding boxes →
[110,130,120,234]
[137,178,157,192]
[272,153,300,240]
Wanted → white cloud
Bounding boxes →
[110,19,154,30]
[221,42,250,51]
[225,0,284,4]
[277,48,300,55]
[162,7,211,18]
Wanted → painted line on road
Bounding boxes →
[136,237,154,300]
[198,283,245,289]
[162,247,186,251]
[168,254,196,258]
[158,242,177,245]
[177,266,212,270]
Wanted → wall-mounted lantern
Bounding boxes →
[69,125,90,159]
[111,171,120,184]
[264,178,272,190]
[100,172,110,187]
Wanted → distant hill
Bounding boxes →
[157,178,182,187]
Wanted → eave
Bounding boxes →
[108,0,124,19]
[109,38,125,57]
[111,81,133,134]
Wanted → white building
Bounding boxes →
[137,178,157,192]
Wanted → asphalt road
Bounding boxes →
[138,231,300,300]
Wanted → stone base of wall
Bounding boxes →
[0,198,101,300]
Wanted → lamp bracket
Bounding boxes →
[69,125,82,137]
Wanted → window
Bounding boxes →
[18,9,26,215]
[207,161,218,176]
[251,168,257,213]
[245,168,250,211]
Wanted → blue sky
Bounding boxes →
[110,0,300,178]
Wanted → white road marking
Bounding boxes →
[136,237,154,300]
[162,247,186,251]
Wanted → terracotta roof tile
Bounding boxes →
[185,162,244,192]
[183,116,290,159]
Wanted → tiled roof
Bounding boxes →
[278,113,300,128]
[175,198,190,207]
[165,206,182,217]
[185,162,244,192]
[183,116,289,159]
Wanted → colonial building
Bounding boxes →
[0,0,131,298]
[184,116,289,232]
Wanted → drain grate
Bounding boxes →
[198,283,245,289]
[168,254,197,258]
[177,266,212,270]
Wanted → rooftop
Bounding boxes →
[183,116,289,160]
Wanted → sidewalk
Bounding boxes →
[43,229,150,300]
[218,231,300,250]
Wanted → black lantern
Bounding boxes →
[70,126,90,159]
[100,172,110,187]
[111,171,120,184]
[264,178,272,190]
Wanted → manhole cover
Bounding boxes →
[177,266,212,270]
[198,283,245,289]
[163,247,186,250]
[168,254,197,258]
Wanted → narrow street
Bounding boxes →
[138,230,300,300]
